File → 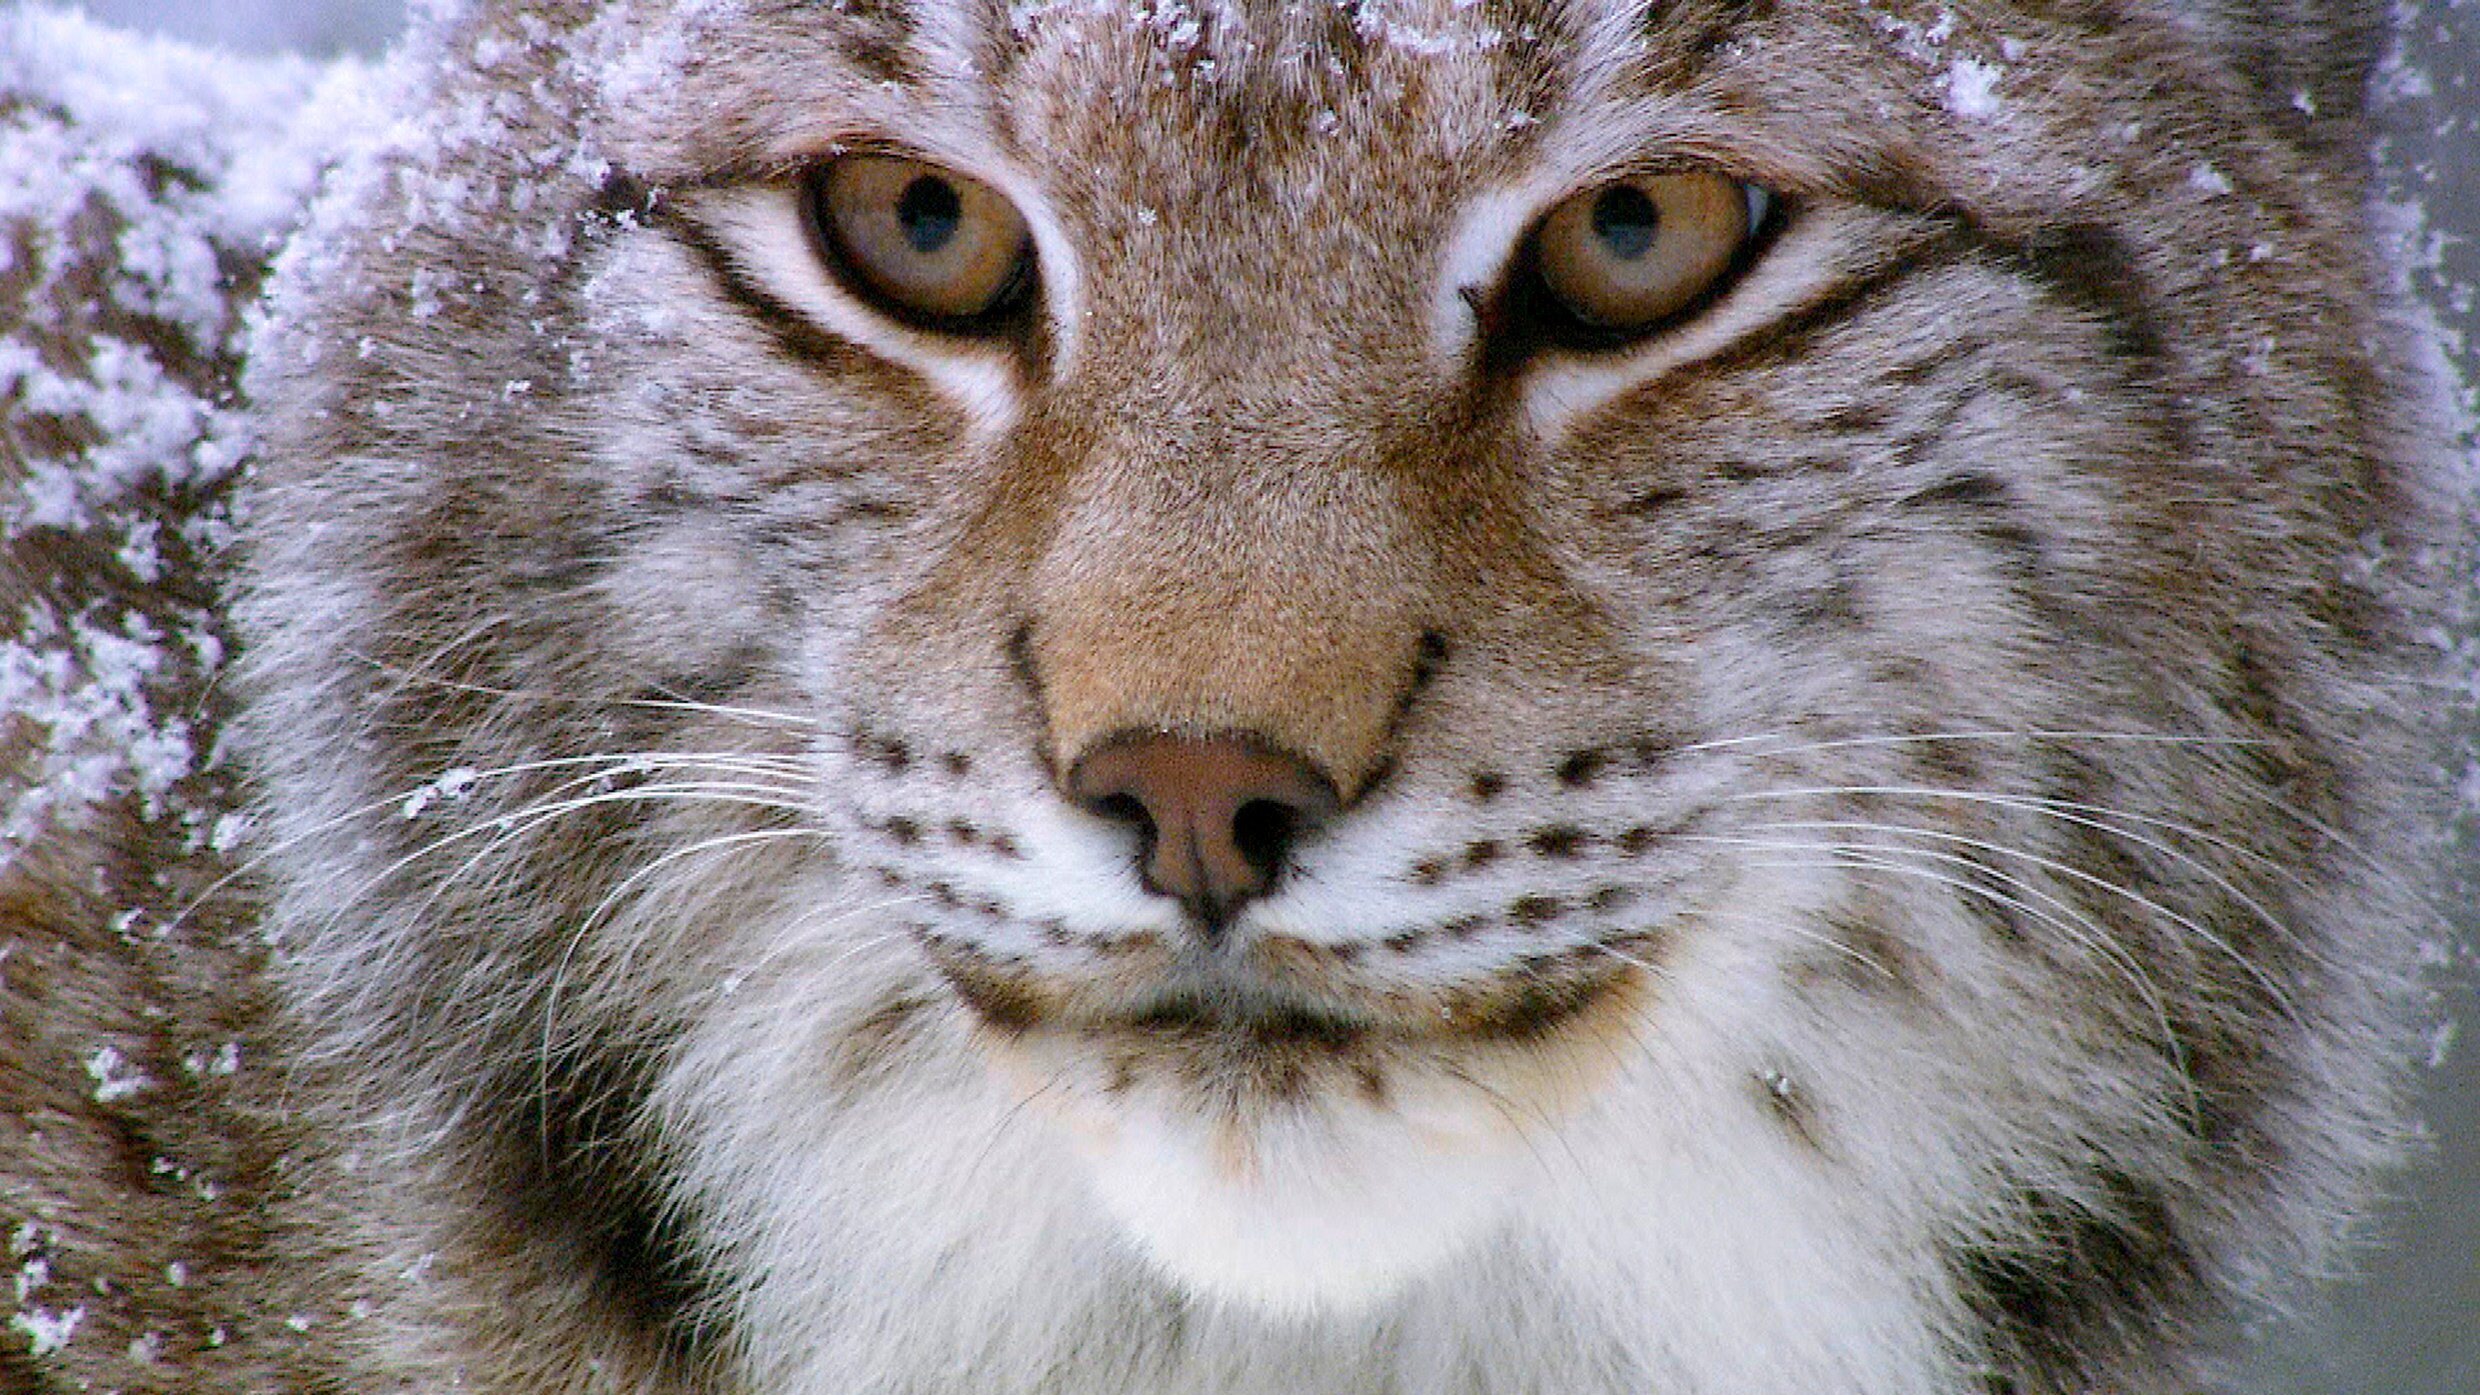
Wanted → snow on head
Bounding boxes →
[1943,56,2002,120]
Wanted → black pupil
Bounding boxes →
[897,176,963,255]
[1591,186,1660,261]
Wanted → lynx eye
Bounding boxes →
[1530,172,1759,335]
[807,155,1033,325]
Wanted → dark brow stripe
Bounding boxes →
[1958,218,2196,470]
[1975,221,2167,366]
[821,0,923,87]
[655,201,878,375]
[1691,227,1972,378]
[1638,0,1779,63]
[1900,467,2051,580]
[1696,215,2171,403]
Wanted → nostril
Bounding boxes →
[1230,798,1301,877]
[1084,791,1154,834]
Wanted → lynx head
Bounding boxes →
[236,1,2442,1390]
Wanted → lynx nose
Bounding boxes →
[1067,733,1340,928]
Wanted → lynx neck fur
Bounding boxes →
[0,2,2456,1393]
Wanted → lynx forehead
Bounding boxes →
[8,0,2414,1390]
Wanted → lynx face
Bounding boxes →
[236,1,2436,1391]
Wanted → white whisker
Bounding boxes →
[373,779,817,927]
[345,646,816,730]
[1715,841,2204,1120]
[1724,783,2325,968]
[534,824,855,1155]
[1730,814,2305,1026]
[169,749,813,931]
[1664,726,2269,764]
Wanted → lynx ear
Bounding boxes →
[2176,0,2388,127]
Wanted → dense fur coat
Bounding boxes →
[0,2,2460,1392]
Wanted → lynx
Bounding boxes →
[0,1,2457,1392]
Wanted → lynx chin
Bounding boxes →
[0,2,2458,1393]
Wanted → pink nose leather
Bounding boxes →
[1067,733,1339,928]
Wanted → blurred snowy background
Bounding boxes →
[74,0,397,56]
[37,1,2480,1391]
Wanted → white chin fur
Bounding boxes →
[1071,1092,1525,1316]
